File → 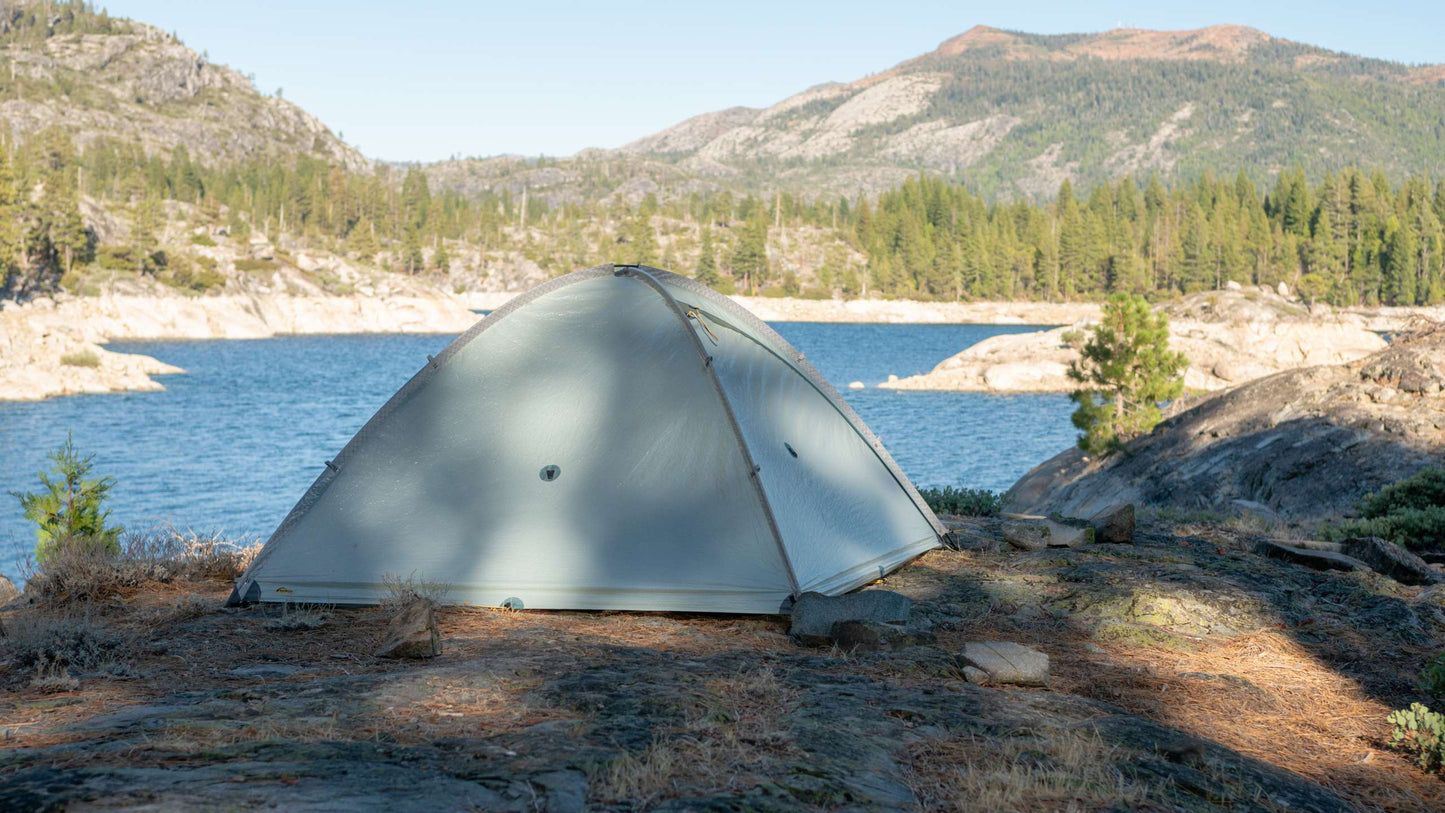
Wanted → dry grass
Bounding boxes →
[263,602,331,631]
[379,571,450,612]
[1049,630,1445,812]
[906,729,1163,812]
[591,666,801,806]
[28,657,81,694]
[21,527,259,605]
[1,612,127,672]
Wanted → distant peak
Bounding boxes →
[931,23,1275,63]
[935,25,1018,57]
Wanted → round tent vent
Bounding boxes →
[539,465,561,482]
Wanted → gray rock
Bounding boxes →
[1045,517,1094,548]
[789,590,911,644]
[530,769,587,813]
[375,598,442,659]
[1002,520,1050,551]
[1253,540,1371,574]
[1089,503,1135,544]
[1342,536,1443,586]
[828,620,914,652]
[0,574,17,606]
[960,641,1050,686]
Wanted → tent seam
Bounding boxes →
[622,266,803,598]
[634,267,947,539]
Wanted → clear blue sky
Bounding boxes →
[106,0,1445,163]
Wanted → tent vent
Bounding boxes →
[784,442,798,458]
[502,597,524,610]
[539,465,561,482]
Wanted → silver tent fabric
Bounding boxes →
[231,265,943,613]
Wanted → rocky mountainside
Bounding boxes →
[0,2,365,171]
[1005,325,1445,523]
[572,24,1445,201]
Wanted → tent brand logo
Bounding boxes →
[539,465,561,482]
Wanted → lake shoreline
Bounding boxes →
[6,285,1442,402]
[1,289,1097,402]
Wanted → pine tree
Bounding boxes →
[1069,294,1187,455]
[348,218,380,260]
[130,194,161,274]
[0,148,20,290]
[10,434,123,563]
[432,238,450,272]
[731,215,769,293]
[694,226,719,287]
[626,208,658,266]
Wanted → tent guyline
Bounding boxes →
[230,264,944,614]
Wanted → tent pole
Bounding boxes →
[622,265,804,598]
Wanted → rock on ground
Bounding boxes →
[374,598,441,659]
[1002,519,1051,551]
[1252,540,1371,574]
[0,575,17,606]
[1342,537,1443,586]
[789,590,911,644]
[1002,518,1094,549]
[1090,503,1136,544]
[961,641,1050,686]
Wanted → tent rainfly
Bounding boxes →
[229,265,944,614]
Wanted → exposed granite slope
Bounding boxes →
[1006,326,1445,522]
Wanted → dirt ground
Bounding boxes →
[4,518,1445,811]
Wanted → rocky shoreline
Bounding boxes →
[0,291,479,401]
[882,287,1441,394]
[0,289,1096,402]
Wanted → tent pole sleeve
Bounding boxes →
[623,266,803,598]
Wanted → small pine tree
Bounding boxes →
[348,218,380,260]
[1069,294,1187,454]
[694,227,719,287]
[10,434,123,562]
[432,238,450,272]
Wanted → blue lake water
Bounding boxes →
[0,321,1075,578]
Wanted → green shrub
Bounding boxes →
[189,232,216,247]
[158,258,227,293]
[758,285,787,298]
[1388,703,1445,773]
[918,486,1002,517]
[1322,468,1445,551]
[59,351,100,368]
[10,435,122,563]
[799,286,832,300]
[94,245,136,272]
[1421,653,1445,695]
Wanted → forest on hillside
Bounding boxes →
[1,122,1442,307]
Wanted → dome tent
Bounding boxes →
[229,265,944,613]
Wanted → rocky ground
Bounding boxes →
[1008,324,1445,523]
[880,286,1428,394]
[4,516,1445,811]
